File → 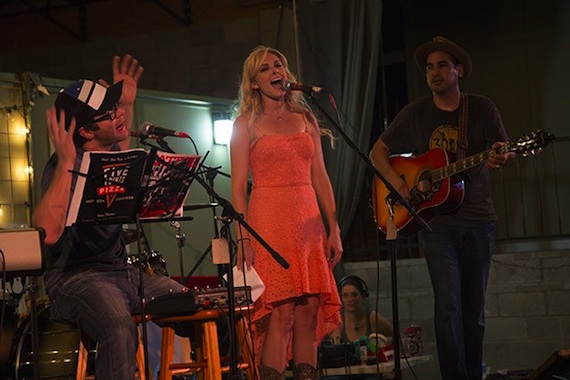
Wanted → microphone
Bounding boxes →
[283,81,327,94]
[131,121,190,138]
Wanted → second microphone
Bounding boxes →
[131,121,190,138]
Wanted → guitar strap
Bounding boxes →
[457,92,469,160]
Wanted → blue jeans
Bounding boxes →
[422,222,495,380]
[47,264,186,380]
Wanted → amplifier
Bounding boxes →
[145,291,196,316]
[144,286,253,317]
[194,286,252,310]
[319,343,359,368]
[0,228,46,277]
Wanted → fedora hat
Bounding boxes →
[414,36,472,78]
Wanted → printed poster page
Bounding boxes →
[66,149,148,226]
[139,151,201,220]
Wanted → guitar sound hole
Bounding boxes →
[417,172,432,193]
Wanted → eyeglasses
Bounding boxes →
[91,103,119,124]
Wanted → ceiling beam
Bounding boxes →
[147,0,192,26]
[15,0,91,41]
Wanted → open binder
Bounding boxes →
[66,148,202,226]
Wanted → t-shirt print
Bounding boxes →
[429,124,459,153]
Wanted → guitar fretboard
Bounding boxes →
[432,145,509,182]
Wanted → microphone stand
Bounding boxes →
[137,135,175,154]
[170,220,186,277]
[154,137,175,154]
[305,91,431,380]
[135,212,151,380]
[180,165,228,284]
[202,166,229,282]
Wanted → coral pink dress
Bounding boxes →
[247,130,341,363]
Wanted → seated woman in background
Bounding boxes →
[322,276,394,379]
[329,275,393,344]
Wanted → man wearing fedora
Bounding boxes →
[370,37,514,380]
[32,54,189,379]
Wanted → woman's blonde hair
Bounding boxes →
[235,45,335,146]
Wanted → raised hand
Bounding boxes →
[99,54,144,106]
[46,107,76,169]
[34,107,78,244]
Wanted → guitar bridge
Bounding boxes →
[408,182,442,213]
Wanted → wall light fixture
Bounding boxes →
[211,111,233,146]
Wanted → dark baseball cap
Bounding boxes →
[55,79,123,131]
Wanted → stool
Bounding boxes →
[76,325,147,380]
[154,309,222,380]
[153,308,257,380]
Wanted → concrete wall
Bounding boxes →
[343,241,570,379]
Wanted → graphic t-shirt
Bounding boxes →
[380,94,509,226]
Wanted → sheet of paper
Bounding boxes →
[223,265,265,302]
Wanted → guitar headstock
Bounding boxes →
[509,130,556,156]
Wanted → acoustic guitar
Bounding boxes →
[371,130,555,236]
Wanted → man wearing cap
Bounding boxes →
[32,54,188,379]
[370,37,514,380]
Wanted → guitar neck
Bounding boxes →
[432,145,509,182]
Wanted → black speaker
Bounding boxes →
[0,228,46,277]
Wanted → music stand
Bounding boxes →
[0,227,47,380]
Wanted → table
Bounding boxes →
[320,354,433,377]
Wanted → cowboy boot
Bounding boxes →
[292,363,319,380]
[258,365,285,380]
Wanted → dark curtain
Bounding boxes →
[295,0,383,244]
